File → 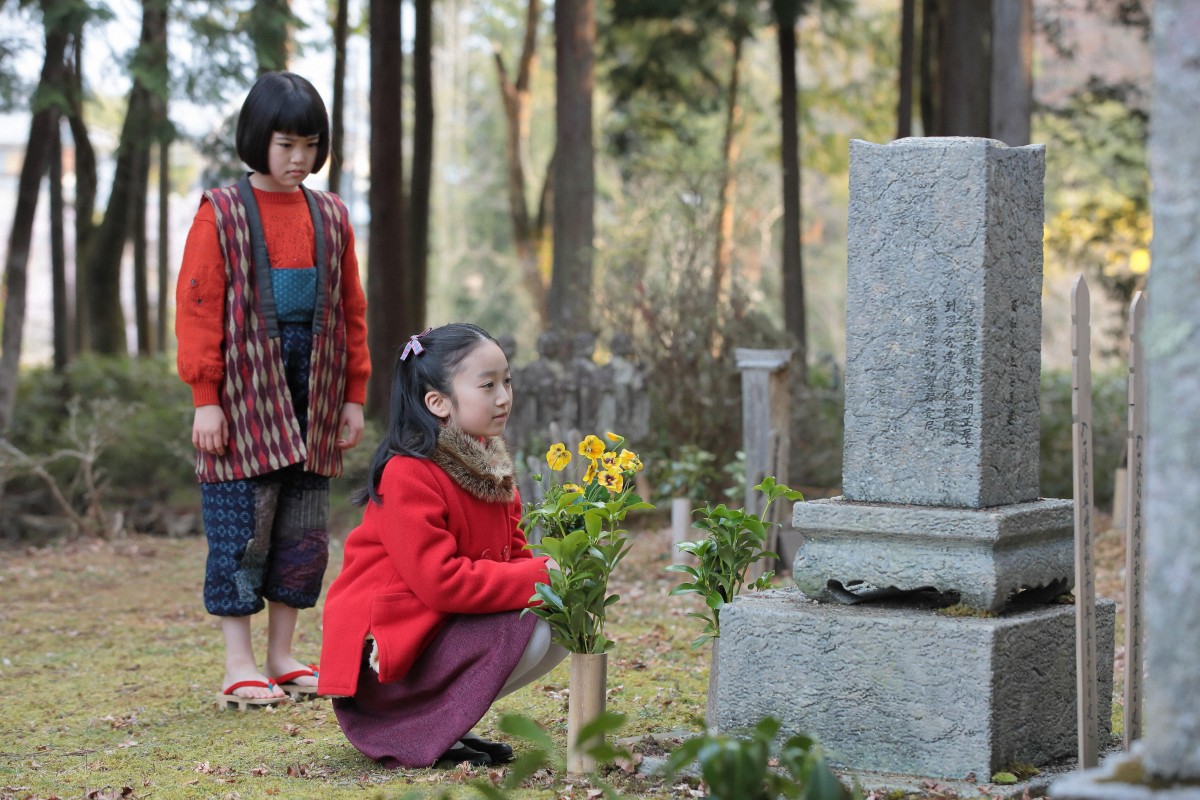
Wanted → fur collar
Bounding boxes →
[430,426,516,503]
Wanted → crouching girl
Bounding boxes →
[318,323,565,768]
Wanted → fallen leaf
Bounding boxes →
[616,752,643,773]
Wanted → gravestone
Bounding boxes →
[1052,3,1200,796]
[793,137,1073,611]
[719,137,1116,781]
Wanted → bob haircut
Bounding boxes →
[236,71,330,175]
[356,323,501,505]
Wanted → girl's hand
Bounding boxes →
[337,402,365,450]
[193,405,229,456]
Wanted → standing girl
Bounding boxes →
[318,323,566,768]
[176,71,370,708]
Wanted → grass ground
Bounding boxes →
[0,511,1130,800]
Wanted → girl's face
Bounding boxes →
[425,340,512,438]
[255,131,320,192]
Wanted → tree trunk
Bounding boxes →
[937,0,991,136]
[328,0,349,195]
[549,0,595,334]
[50,121,69,372]
[132,141,152,355]
[494,0,550,325]
[775,0,806,382]
[67,40,97,355]
[409,0,433,334]
[366,0,408,417]
[140,59,169,356]
[0,25,69,434]
[918,0,937,137]
[83,0,167,355]
[712,33,745,329]
[990,0,1032,146]
[157,140,169,354]
[897,0,916,139]
[250,0,292,73]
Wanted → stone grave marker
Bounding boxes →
[720,137,1115,781]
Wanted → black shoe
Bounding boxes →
[434,742,492,768]
[459,732,514,763]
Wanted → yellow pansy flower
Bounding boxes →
[618,449,640,471]
[562,483,584,495]
[579,435,605,459]
[600,451,619,472]
[605,431,622,442]
[583,460,598,484]
[598,470,624,493]
[546,442,571,471]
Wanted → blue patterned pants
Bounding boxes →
[201,324,330,616]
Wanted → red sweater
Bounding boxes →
[318,456,549,696]
[175,186,370,407]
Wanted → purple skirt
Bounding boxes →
[332,610,537,768]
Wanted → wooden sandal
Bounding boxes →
[271,664,319,700]
[217,680,285,711]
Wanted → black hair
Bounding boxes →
[356,323,500,505]
[236,71,330,174]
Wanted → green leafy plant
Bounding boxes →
[667,477,804,647]
[522,432,654,653]
[663,716,856,800]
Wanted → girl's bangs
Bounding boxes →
[274,95,327,138]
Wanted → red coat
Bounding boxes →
[318,454,548,696]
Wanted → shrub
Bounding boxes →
[4,357,196,530]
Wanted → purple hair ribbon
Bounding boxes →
[400,327,434,361]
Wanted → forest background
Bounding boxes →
[0,0,1152,539]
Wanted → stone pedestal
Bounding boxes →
[793,497,1074,611]
[1053,752,1200,800]
[719,589,1116,779]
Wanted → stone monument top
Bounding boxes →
[843,136,1045,509]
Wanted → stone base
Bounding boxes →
[717,588,1115,780]
[792,496,1074,611]
[1050,750,1200,800]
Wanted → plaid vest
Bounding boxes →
[194,175,350,482]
